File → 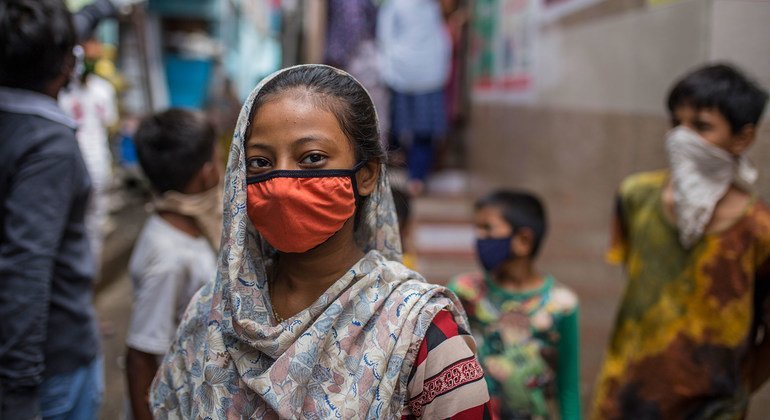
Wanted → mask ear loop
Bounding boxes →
[350,161,369,232]
[349,161,368,203]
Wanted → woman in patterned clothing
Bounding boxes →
[150,65,490,419]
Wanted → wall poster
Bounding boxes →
[471,0,537,101]
[540,0,602,22]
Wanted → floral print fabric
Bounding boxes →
[150,65,469,419]
[449,274,581,419]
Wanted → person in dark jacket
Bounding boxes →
[0,0,115,418]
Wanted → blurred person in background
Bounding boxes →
[125,109,221,420]
[0,0,104,418]
[59,36,120,280]
[440,0,469,160]
[449,190,581,420]
[324,0,390,148]
[377,0,452,196]
[593,63,770,419]
[150,64,491,419]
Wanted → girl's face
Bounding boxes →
[245,90,357,175]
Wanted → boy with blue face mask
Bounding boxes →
[449,190,581,420]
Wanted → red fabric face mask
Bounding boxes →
[246,162,365,253]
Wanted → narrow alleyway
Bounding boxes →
[94,168,770,419]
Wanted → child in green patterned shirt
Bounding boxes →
[449,190,581,420]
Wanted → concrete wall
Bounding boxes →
[468,0,770,415]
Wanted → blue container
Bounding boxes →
[119,133,138,167]
[164,55,213,109]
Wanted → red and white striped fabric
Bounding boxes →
[403,310,492,419]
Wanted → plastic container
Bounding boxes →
[164,55,213,109]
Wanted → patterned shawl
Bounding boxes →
[150,65,468,419]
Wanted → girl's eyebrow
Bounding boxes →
[245,142,274,153]
[292,136,335,148]
[291,136,343,154]
[245,135,339,153]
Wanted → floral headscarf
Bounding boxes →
[150,65,468,419]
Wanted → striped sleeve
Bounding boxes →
[403,310,492,419]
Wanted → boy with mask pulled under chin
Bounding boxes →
[125,109,223,420]
[592,64,770,419]
[449,191,581,420]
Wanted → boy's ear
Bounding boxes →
[184,160,220,193]
[511,227,535,258]
[356,160,380,197]
[731,124,757,155]
[200,160,221,190]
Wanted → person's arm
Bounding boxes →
[149,287,209,419]
[0,140,81,419]
[72,0,118,41]
[749,328,770,393]
[749,258,770,392]
[125,248,194,417]
[606,195,628,265]
[126,347,159,420]
[446,274,479,320]
[403,310,491,419]
[556,308,581,420]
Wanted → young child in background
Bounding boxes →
[59,37,119,279]
[391,186,418,270]
[125,109,222,420]
[449,190,581,420]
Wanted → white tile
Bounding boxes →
[414,224,475,253]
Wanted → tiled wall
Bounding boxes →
[467,0,770,414]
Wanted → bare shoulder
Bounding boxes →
[618,170,668,198]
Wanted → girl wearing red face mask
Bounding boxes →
[150,65,491,419]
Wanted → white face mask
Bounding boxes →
[153,182,224,251]
[665,126,757,248]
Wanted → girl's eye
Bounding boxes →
[248,157,271,169]
[300,153,327,165]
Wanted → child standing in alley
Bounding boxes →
[449,190,581,419]
[125,109,222,420]
[593,64,770,419]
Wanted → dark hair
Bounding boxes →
[134,109,217,193]
[391,187,411,228]
[475,190,547,257]
[249,65,386,165]
[667,63,768,133]
[0,0,76,91]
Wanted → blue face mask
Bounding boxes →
[476,237,513,272]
